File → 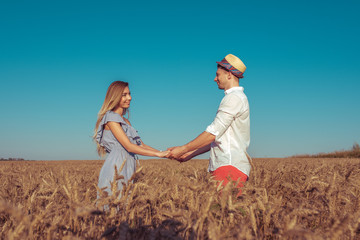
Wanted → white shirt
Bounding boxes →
[205,86,251,176]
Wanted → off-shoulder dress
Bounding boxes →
[95,111,141,196]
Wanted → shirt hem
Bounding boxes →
[208,164,250,177]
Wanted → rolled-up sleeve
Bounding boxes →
[206,94,241,140]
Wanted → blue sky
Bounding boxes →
[0,0,359,160]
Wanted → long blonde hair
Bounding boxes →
[93,81,129,157]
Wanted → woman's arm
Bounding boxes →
[139,140,159,151]
[124,119,162,152]
[107,122,168,158]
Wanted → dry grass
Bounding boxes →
[292,143,360,158]
[1,158,360,239]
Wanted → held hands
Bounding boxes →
[157,150,170,158]
[166,146,191,163]
[168,146,187,159]
[156,145,193,163]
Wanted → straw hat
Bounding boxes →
[216,54,246,78]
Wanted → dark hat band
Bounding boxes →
[217,58,244,78]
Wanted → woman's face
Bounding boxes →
[119,86,132,109]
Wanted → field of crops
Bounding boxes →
[1,158,360,239]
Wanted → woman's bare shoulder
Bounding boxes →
[124,118,131,126]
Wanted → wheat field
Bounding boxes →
[1,158,360,239]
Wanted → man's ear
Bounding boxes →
[227,71,232,80]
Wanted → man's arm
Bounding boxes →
[168,131,215,159]
[177,144,211,162]
[168,94,242,160]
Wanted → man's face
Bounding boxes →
[214,67,229,90]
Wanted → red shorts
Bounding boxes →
[211,165,248,196]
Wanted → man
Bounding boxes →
[168,54,251,194]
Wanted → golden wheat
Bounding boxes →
[1,158,360,239]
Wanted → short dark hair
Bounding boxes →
[217,64,242,79]
[217,64,228,72]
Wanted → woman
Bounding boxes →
[94,81,168,196]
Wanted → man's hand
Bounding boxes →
[166,131,214,162]
[177,151,193,162]
[166,147,176,151]
[168,145,188,160]
[165,147,183,162]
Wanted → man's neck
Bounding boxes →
[224,83,240,91]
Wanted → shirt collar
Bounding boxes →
[225,86,244,95]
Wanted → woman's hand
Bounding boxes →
[157,150,170,158]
